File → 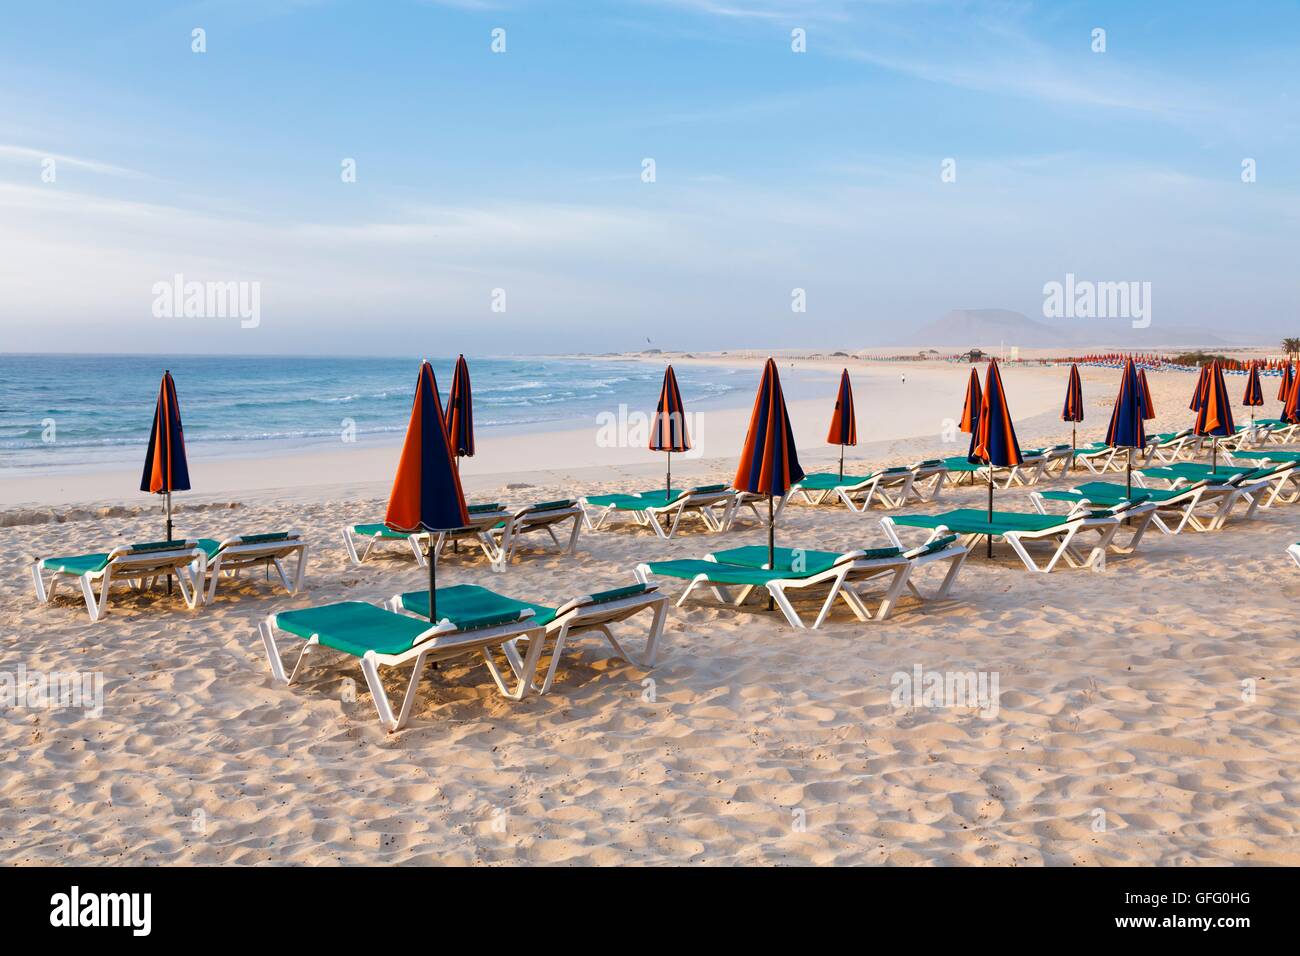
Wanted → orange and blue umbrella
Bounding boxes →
[1193,359,1235,473]
[448,354,475,459]
[649,365,690,498]
[385,361,470,620]
[1242,362,1264,434]
[1283,368,1300,426]
[734,358,804,592]
[140,369,190,549]
[825,368,857,478]
[1105,358,1147,497]
[1062,363,1084,468]
[1189,364,1209,411]
[1137,368,1156,421]
[1278,363,1294,404]
[968,360,1022,556]
[959,368,982,434]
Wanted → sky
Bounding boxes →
[0,0,1297,355]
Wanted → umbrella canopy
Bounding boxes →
[826,369,856,478]
[1137,368,1156,420]
[1284,369,1300,425]
[1278,363,1294,403]
[386,361,470,621]
[959,368,983,434]
[1106,359,1147,497]
[1193,360,1235,438]
[1189,364,1210,412]
[140,369,191,593]
[1242,363,1264,408]
[447,354,475,458]
[1061,364,1084,423]
[968,360,1023,469]
[968,360,1022,556]
[140,370,190,499]
[734,359,804,598]
[649,365,690,497]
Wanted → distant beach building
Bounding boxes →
[966,348,985,363]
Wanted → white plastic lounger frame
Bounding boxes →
[1145,431,1196,464]
[1289,543,1300,569]
[907,460,949,502]
[634,550,913,630]
[1073,445,1126,475]
[258,609,546,733]
[29,542,206,622]
[202,533,308,603]
[1133,471,1272,530]
[1025,497,1158,554]
[491,501,584,568]
[726,491,778,530]
[391,585,669,696]
[341,524,427,566]
[880,514,1117,574]
[584,489,736,539]
[775,469,915,518]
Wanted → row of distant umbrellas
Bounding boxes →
[137,353,1300,613]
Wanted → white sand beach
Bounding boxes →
[2,354,1298,865]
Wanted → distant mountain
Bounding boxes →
[896,308,1233,350]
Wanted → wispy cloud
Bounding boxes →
[0,144,141,178]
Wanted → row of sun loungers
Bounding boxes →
[27,532,307,622]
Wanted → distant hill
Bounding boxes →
[898,308,1232,350]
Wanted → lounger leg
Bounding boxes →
[565,515,581,554]
[766,584,806,628]
[80,573,104,622]
[342,527,362,566]
[359,650,403,733]
[290,546,308,594]
[646,511,669,539]
[862,565,911,622]
[30,562,49,604]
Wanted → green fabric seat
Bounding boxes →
[1041,483,1173,504]
[942,457,983,472]
[400,584,558,628]
[586,489,684,508]
[42,553,112,575]
[795,473,877,491]
[893,509,1081,535]
[709,546,857,574]
[350,523,412,540]
[640,559,800,586]
[274,600,524,658]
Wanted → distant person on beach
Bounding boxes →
[901,372,906,385]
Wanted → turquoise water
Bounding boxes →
[0,354,751,474]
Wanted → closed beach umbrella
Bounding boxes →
[959,368,982,434]
[385,361,470,621]
[650,365,690,500]
[1189,364,1209,412]
[1105,358,1147,499]
[968,360,1023,557]
[825,368,857,479]
[1278,362,1294,404]
[1242,362,1264,433]
[1137,368,1156,420]
[734,358,805,605]
[448,355,475,460]
[140,370,191,592]
[1283,368,1300,426]
[1061,363,1084,468]
[1193,359,1235,473]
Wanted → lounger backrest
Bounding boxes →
[106,541,200,569]
[468,503,505,514]
[552,582,661,618]
[903,534,958,558]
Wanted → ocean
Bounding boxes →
[0,354,758,475]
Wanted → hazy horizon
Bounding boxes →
[2,1,1297,355]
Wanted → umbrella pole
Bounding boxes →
[452,457,460,553]
[838,444,844,480]
[666,450,671,501]
[1071,423,1077,471]
[1212,438,1217,474]
[166,491,173,595]
[759,494,769,613]
[986,470,993,559]
[427,538,437,622]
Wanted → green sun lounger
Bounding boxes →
[391,581,668,694]
[776,467,915,515]
[634,535,965,629]
[342,503,509,566]
[29,538,209,622]
[582,484,735,538]
[193,531,308,602]
[257,600,545,732]
[882,506,1125,573]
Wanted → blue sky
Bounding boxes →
[1,0,1297,354]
